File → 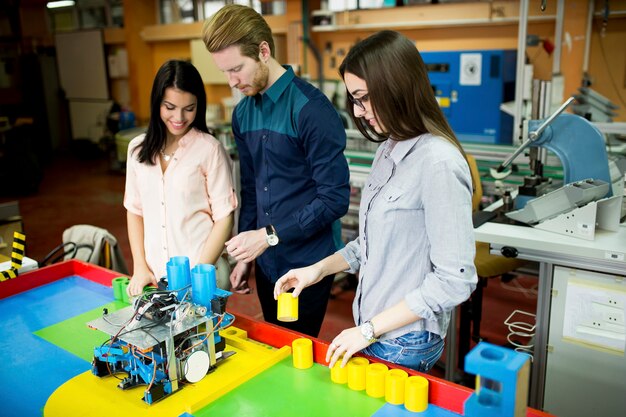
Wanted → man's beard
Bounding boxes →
[241,61,269,96]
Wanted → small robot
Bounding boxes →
[88,260,233,404]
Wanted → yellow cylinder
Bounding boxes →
[347,357,369,391]
[292,338,313,369]
[404,375,429,412]
[385,368,409,405]
[277,293,298,322]
[330,359,348,384]
[365,363,388,398]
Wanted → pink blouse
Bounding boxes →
[124,128,237,279]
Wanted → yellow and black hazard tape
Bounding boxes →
[0,232,26,282]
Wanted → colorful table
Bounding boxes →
[0,260,553,417]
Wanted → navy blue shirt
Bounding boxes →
[232,66,350,281]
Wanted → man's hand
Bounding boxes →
[225,229,269,263]
[229,261,252,294]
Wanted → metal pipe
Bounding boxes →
[552,0,565,74]
[513,0,530,144]
[529,96,575,140]
[594,8,626,17]
[531,79,542,119]
[538,80,551,173]
[529,80,541,174]
[583,0,595,73]
[541,80,552,118]
[496,136,534,173]
[497,96,574,173]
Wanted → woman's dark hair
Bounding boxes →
[339,30,462,154]
[136,60,208,164]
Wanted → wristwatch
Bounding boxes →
[265,224,279,246]
[360,321,378,344]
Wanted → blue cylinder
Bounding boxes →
[167,256,191,300]
[191,264,217,309]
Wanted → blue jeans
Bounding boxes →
[362,331,444,373]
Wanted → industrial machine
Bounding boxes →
[88,260,234,405]
[422,49,517,144]
[505,178,610,225]
[475,97,625,416]
[493,97,614,210]
[504,178,621,240]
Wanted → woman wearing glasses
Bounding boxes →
[274,31,477,371]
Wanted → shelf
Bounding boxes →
[312,1,557,32]
[141,21,204,42]
[141,14,289,42]
[593,7,626,18]
[312,15,556,32]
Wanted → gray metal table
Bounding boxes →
[475,220,626,415]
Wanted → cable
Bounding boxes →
[221,312,236,328]
[98,338,126,381]
[102,314,131,327]
[98,290,234,392]
[175,313,224,355]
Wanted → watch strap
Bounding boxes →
[265,224,279,246]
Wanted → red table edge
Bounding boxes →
[0,260,552,417]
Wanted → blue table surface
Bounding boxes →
[0,276,112,417]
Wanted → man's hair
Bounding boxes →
[202,4,275,60]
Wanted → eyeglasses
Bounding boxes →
[347,93,370,111]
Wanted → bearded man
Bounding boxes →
[203,4,350,337]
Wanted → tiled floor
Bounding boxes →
[1,151,538,383]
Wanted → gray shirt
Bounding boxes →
[338,134,477,341]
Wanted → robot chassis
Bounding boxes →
[88,283,234,405]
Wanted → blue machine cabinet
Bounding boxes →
[422,49,517,144]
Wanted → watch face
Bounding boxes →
[361,322,374,340]
[267,234,279,246]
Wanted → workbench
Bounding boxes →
[475,220,626,416]
[0,260,552,417]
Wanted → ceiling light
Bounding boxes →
[47,1,76,9]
